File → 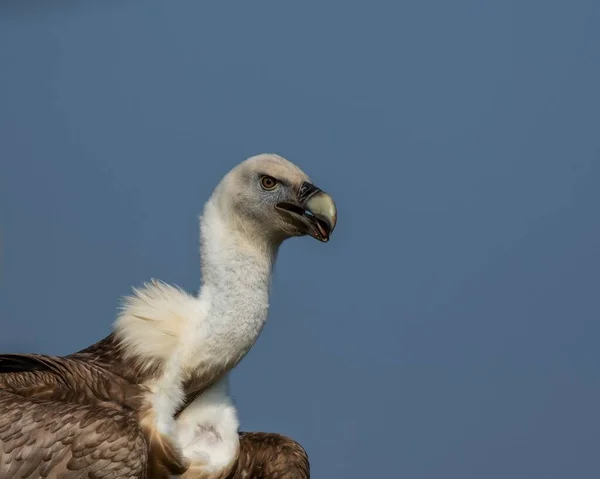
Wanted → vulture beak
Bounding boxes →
[276,182,337,242]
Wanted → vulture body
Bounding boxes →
[0,154,335,478]
[0,351,309,479]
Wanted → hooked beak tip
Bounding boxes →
[305,191,337,239]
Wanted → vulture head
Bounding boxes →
[208,153,337,244]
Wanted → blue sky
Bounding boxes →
[1,1,599,477]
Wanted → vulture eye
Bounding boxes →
[260,175,278,190]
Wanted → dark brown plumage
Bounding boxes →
[0,353,152,478]
[230,433,309,479]
[0,350,191,479]
[0,339,310,479]
[0,389,148,478]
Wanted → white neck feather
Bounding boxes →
[193,199,278,366]
[199,198,277,322]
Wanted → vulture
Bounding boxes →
[0,154,336,478]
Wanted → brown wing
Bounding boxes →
[0,354,188,479]
[0,389,147,479]
[225,432,309,479]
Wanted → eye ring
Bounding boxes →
[260,175,278,190]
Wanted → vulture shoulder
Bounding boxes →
[0,353,143,410]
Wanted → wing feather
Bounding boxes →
[0,353,187,478]
[0,390,147,479]
[0,353,144,410]
[226,432,310,479]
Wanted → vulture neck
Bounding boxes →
[198,199,278,325]
[107,198,281,387]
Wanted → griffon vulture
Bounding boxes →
[0,154,336,478]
